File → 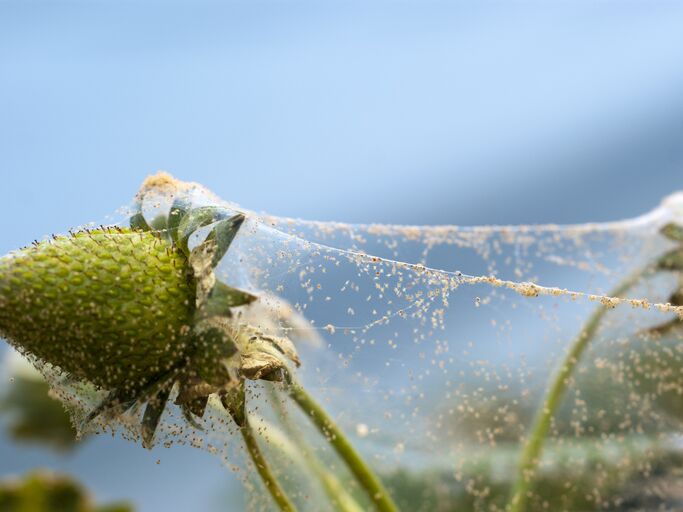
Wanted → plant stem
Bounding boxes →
[268,385,364,512]
[288,383,399,512]
[241,416,297,512]
[508,269,646,512]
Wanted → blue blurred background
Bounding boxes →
[2,1,683,510]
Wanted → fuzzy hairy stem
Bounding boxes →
[508,269,646,512]
[288,383,399,512]
[241,416,297,512]
[268,385,364,512]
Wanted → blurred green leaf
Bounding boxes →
[0,372,79,452]
[0,471,133,512]
[661,223,683,242]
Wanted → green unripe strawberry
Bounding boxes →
[0,228,195,392]
[0,190,299,450]
[0,196,261,447]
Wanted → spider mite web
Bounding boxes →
[37,174,683,511]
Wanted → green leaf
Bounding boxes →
[647,317,682,338]
[660,223,683,242]
[671,290,683,306]
[657,248,683,271]
[0,471,134,512]
[0,373,79,451]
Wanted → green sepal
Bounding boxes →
[661,223,683,242]
[141,384,172,449]
[129,212,150,232]
[199,281,257,319]
[220,383,246,427]
[167,198,191,246]
[189,322,239,385]
[189,238,218,309]
[205,214,245,268]
[187,214,246,309]
[129,198,151,232]
[180,403,205,431]
[177,206,233,255]
[83,389,136,428]
[84,365,181,433]
[149,215,170,242]
[185,395,208,418]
